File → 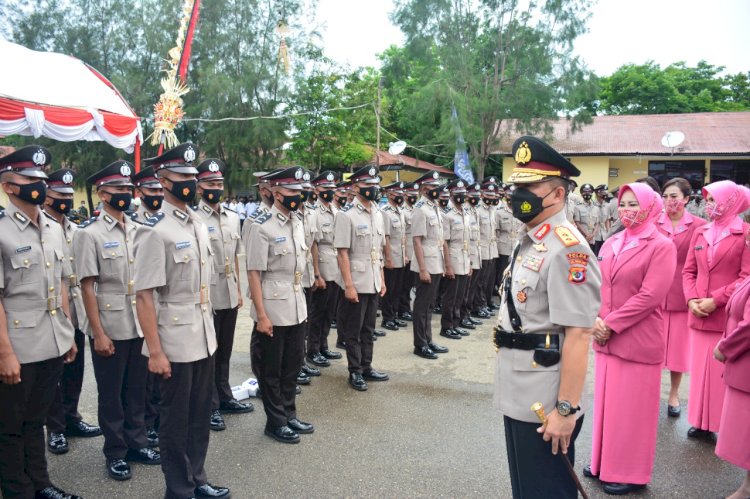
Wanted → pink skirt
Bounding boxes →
[716,386,750,470]
[662,310,690,372]
[590,352,661,485]
[687,328,725,432]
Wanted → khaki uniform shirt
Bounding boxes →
[134,200,217,362]
[0,203,74,363]
[43,211,86,331]
[594,200,608,242]
[467,205,481,270]
[381,203,406,269]
[574,201,600,243]
[314,202,339,282]
[565,197,578,223]
[410,196,445,274]
[333,197,384,294]
[246,205,307,326]
[300,205,317,288]
[74,212,140,340]
[196,200,242,311]
[496,204,515,257]
[442,203,471,276]
[477,203,495,261]
[241,202,271,243]
[494,209,601,423]
[403,204,415,263]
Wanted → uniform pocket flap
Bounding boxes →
[97,294,126,311]
[422,245,438,257]
[54,248,65,261]
[272,244,292,256]
[262,281,290,300]
[7,310,38,329]
[158,304,194,326]
[101,247,124,259]
[514,271,540,290]
[10,254,35,269]
[351,260,365,272]
[172,251,193,264]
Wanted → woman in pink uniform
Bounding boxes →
[585,183,676,495]
[683,180,750,440]
[656,178,706,417]
[714,227,750,499]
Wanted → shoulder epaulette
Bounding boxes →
[78,216,97,229]
[554,225,581,247]
[339,204,353,212]
[143,212,165,228]
[128,212,140,223]
[42,211,56,222]
[415,200,425,208]
[201,205,212,215]
[190,205,199,212]
[255,212,272,225]
[382,205,392,212]
[442,206,451,214]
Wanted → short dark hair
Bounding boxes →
[636,176,661,195]
[662,177,692,198]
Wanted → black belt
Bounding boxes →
[493,329,559,350]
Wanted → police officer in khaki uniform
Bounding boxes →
[134,143,229,499]
[574,183,600,252]
[482,178,500,311]
[593,184,609,254]
[307,171,343,366]
[440,179,472,338]
[132,166,164,223]
[470,182,496,318]
[194,158,252,433]
[495,136,601,499]
[43,168,102,456]
[397,182,418,322]
[410,171,451,358]
[75,161,160,481]
[0,146,80,499]
[495,184,514,297]
[333,165,389,390]
[380,181,408,331]
[246,166,314,444]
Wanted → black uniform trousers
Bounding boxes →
[160,355,214,499]
[46,329,85,433]
[90,336,148,460]
[496,255,510,290]
[302,287,314,358]
[308,281,339,354]
[338,293,378,374]
[412,274,442,347]
[461,268,481,320]
[250,323,304,429]
[145,372,161,430]
[484,257,499,306]
[440,274,469,330]
[211,307,239,411]
[471,260,492,310]
[504,415,584,499]
[398,270,416,314]
[0,356,63,498]
[382,267,404,323]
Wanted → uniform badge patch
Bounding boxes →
[568,266,586,284]
[554,226,580,247]
[516,291,527,303]
[522,255,544,272]
[566,252,589,267]
[532,243,547,253]
[533,224,550,240]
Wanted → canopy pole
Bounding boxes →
[134,136,141,173]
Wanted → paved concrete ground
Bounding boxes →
[44,267,742,498]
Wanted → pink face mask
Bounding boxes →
[665,198,685,216]
[704,201,723,221]
[618,208,639,228]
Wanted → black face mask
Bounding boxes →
[335,197,347,208]
[10,181,46,205]
[142,194,163,211]
[438,198,449,208]
[278,193,302,212]
[427,187,442,200]
[393,196,404,205]
[320,190,334,203]
[468,197,480,206]
[201,189,223,204]
[452,195,465,205]
[49,197,72,215]
[407,195,417,205]
[167,179,197,203]
[309,192,318,203]
[510,187,555,223]
[300,191,310,203]
[263,192,274,206]
[106,192,132,212]
[582,194,592,201]
[358,186,379,200]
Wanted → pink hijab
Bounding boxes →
[702,180,750,227]
[618,182,663,236]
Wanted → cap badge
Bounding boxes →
[414,182,419,189]
[326,173,334,181]
[294,169,303,180]
[303,172,311,181]
[488,185,495,191]
[208,161,220,172]
[399,182,404,188]
[32,149,46,166]
[62,172,74,184]
[184,146,196,163]
[515,141,532,165]
[369,167,376,176]
[120,163,131,176]
[457,181,464,188]
[432,172,438,179]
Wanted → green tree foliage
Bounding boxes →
[598,61,750,114]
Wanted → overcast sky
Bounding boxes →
[315,0,749,76]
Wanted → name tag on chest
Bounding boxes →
[208,226,216,233]
[357,224,369,230]
[103,241,120,249]
[274,236,287,243]
[15,245,31,253]
[175,241,191,250]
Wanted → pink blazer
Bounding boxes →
[718,276,750,394]
[682,223,750,332]
[656,212,707,311]
[596,227,677,364]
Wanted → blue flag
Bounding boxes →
[451,106,474,184]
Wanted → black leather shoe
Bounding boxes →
[210,410,226,431]
[428,342,449,354]
[471,309,490,319]
[414,346,438,359]
[667,404,681,417]
[335,341,346,349]
[459,318,476,329]
[440,328,462,340]
[125,447,161,465]
[481,307,492,315]
[382,320,399,331]
[453,327,470,336]
[146,426,159,448]
[320,349,342,360]
[395,319,408,327]
[330,320,337,329]
[432,304,442,313]
[687,426,714,440]
[295,385,302,395]
[287,418,314,434]
[195,483,231,498]
[47,432,69,455]
[348,373,368,391]
[487,304,499,312]
[66,420,102,438]
[35,485,83,499]
[468,317,482,325]
[583,465,598,479]
[374,329,387,337]
[296,371,311,385]
[603,483,646,495]
[264,425,300,444]
[398,312,413,321]
[307,352,331,367]
[220,398,254,414]
[106,458,132,481]
[363,369,389,381]
[301,364,321,376]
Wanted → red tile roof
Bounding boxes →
[375,150,453,174]
[492,112,750,156]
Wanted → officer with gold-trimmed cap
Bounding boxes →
[0,146,82,499]
[75,160,161,481]
[397,181,419,322]
[494,136,601,499]
[133,143,230,498]
[380,181,408,332]
[246,166,314,443]
[132,166,164,223]
[440,178,472,338]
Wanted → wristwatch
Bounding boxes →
[556,400,580,417]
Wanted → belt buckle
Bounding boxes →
[68,274,78,287]
[200,288,209,304]
[225,263,232,276]
[294,272,302,285]
[127,280,135,296]
[47,296,58,311]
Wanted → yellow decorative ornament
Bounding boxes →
[520,200,532,214]
[515,141,532,165]
[276,20,291,75]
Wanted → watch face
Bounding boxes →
[557,401,572,416]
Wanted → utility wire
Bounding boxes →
[181,102,371,122]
